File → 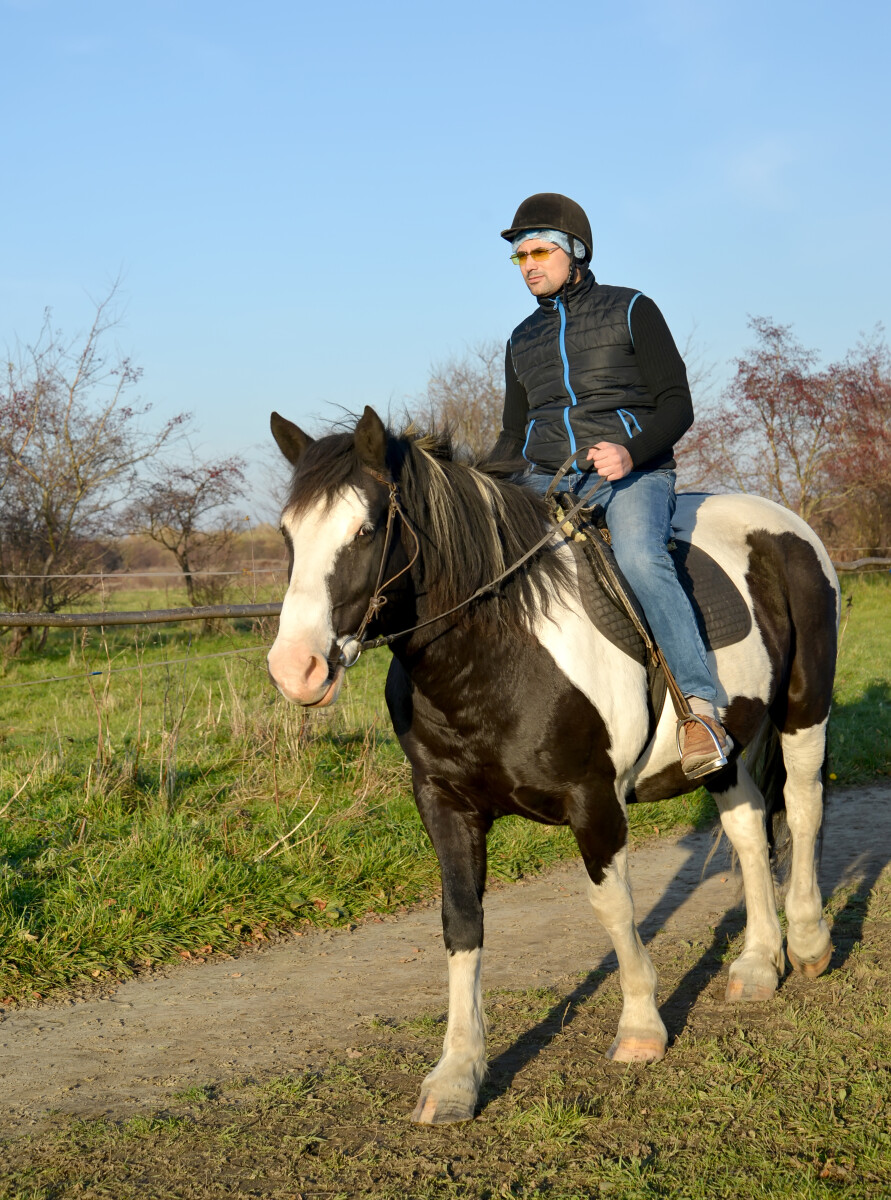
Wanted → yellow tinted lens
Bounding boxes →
[530,248,552,261]
[510,253,522,266]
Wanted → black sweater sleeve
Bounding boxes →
[625,295,694,469]
[494,338,528,459]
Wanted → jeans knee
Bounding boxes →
[612,541,671,589]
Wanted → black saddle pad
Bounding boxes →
[572,531,751,665]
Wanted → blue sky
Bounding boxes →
[2,0,889,495]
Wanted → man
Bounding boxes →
[496,192,730,779]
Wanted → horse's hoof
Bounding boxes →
[411,1094,475,1125]
[787,942,832,978]
[606,1036,666,1064]
[726,977,777,1002]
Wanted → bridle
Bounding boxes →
[333,460,591,670]
[334,468,420,667]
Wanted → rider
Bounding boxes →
[495,192,731,779]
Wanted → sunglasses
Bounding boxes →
[510,246,562,266]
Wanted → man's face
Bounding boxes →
[515,237,572,297]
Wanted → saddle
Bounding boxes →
[548,494,751,721]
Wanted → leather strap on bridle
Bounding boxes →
[337,457,590,663]
[337,471,420,665]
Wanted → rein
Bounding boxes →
[335,458,590,668]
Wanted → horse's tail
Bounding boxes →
[744,716,792,876]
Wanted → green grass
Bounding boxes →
[831,574,891,782]
[0,576,888,1002]
[1,860,888,1197]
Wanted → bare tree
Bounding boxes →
[680,322,719,407]
[123,457,248,608]
[418,340,503,458]
[0,288,186,652]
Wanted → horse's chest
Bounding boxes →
[393,657,617,818]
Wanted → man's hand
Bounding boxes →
[587,441,633,481]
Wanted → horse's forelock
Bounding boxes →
[284,432,367,516]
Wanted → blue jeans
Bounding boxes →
[528,466,717,703]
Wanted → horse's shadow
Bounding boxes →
[481,802,890,1109]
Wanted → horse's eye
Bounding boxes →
[355,523,374,540]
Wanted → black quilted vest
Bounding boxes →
[509,272,655,472]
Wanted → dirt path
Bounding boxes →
[1,784,889,1136]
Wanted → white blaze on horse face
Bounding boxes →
[268,487,370,706]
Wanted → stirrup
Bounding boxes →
[676,713,729,781]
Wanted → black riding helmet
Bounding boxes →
[500,193,593,262]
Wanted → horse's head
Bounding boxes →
[267,406,399,707]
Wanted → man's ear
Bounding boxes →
[354,406,388,470]
[270,412,313,466]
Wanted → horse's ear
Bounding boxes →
[270,412,312,466]
[354,406,388,470]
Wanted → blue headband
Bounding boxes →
[511,228,586,259]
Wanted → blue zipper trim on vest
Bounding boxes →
[627,291,643,346]
[555,297,578,456]
[522,417,536,461]
[617,408,642,437]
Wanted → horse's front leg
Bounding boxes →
[574,815,668,1063]
[411,783,489,1125]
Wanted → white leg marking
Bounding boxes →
[412,948,486,1124]
[714,766,785,1000]
[587,850,667,1061]
[781,721,832,971]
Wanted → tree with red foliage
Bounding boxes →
[677,319,891,550]
[677,317,842,521]
[821,332,891,553]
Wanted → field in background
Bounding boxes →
[0,575,888,1003]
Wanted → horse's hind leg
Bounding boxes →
[578,838,668,1063]
[781,722,832,976]
[711,765,785,1001]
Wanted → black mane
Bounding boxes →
[284,420,573,636]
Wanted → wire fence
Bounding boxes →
[0,567,285,580]
[0,600,283,691]
[0,540,887,694]
[0,602,282,628]
[0,645,269,691]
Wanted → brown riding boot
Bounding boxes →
[679,715,733,780]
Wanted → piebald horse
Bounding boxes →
[267,407,838,1125]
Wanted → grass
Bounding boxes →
[0,576,888,1004]
[831,573,891,782]
[0,859,888,1198]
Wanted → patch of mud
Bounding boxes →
[1,784,888,1136]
